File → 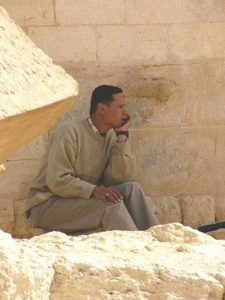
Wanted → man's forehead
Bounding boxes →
[112,93,125,103]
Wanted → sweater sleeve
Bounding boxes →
[103,134,137,186]
[46,126,96,199]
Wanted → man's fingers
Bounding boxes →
[109,188,123,200]
[114,190,123,200]
[105,191,120,204]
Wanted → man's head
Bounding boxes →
[90,85,126,128]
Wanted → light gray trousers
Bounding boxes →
[29,182,160,233]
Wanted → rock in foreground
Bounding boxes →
[1,223,225,300]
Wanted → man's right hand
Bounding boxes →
[91,186,123,204]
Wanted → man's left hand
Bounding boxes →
[114,112,132,132]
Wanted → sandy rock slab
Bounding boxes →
[1,224,225,300]
[0,7,78,165]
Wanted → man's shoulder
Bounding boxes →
[51,118,87,139]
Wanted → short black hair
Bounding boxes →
[90,85,123,115]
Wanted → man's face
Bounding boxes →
[103,93,127,128]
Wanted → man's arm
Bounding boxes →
[103,131,137,186]
[46,125,96,199]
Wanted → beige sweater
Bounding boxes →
[26,118,136,216]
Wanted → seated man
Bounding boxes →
[26,85,160,233]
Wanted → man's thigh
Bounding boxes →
[30,196,108,232]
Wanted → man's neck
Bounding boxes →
[90,114,111,134]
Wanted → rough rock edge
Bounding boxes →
[1,223,225,299]
[0,7,78,120]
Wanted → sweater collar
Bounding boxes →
[87,117,106,137]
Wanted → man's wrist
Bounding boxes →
[116,134,128,143]
[116,130,129,138]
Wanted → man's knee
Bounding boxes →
[101,200,137,230]
[106,200,126,212]
[115,181,143,196]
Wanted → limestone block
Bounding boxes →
[209,129,225,196]
[0,0,54,26]
[56,0,125,25]
[0,197,14,233]
[126,0,225,24]
[1,224,225,299]
[120,63,206,127]
[9,134,48,161]
[208,229,225,240]
[180,195,215,228]
[132,127,216,196]
[204,61,225,125]
[215,196,225,222]
[0,8,78,165]
[169,23,225,62]
[150,196,182,224]
[169,24,203,61]
[28,26,96,65]
[201,23,225,60]
[0,160,41,201]
[97,25,168,64]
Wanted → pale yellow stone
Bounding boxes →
[122,63,206,127]
[169,23,225,61]
[56,0,125,25]
[169,24,203,61]
[1,224,225,299]
[28,26,96,64]
[0,0,54,26]
[150,196,182,224]
[215,196,225,222]
[97,25,168,64]
[133,127,216,196]
[126,0,225,24]
[0,198,14,233]
[208,228,225,240]
[204,62,225,125]
[0,7,78,164]
[180,195,215,228]
[201,23,225,59]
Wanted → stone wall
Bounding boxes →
[1,0,225,237]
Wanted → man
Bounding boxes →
[26,85,159,232]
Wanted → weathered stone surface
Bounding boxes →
[208,229,225,240]
[204,62,225,125]
[215,196,225,222]
[1,223,225,299]
[0,0,54,26]
[169,23,225,62]
[0,197,14,233]
[132,127,216,196]
[180,196,215,228]
[56,0,125,25]
[0,160,42,235]
[28,26,96,65]
[0,7,78,165]
[0,160,41,201]
[150,196,182,224]
[126,0,225,24]
[121,64,206,127]
[97,25,168,64]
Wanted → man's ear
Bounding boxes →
[98,103,106,114]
